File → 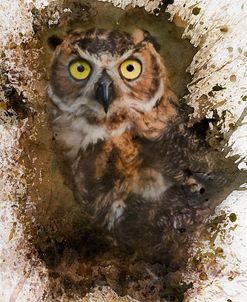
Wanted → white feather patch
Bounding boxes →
[132,170,171,200]
[106,199,126,230]
[69,117,107,150]
[129,80,164,113]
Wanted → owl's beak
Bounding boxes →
[95,72,113,113]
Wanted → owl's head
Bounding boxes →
[48,28,177,135]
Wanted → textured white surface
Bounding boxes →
[183,190,247,302]
[167,0,247,162]
[167,1,247,301]
[0,1,47,299]
[100,0,161,11]
[0,0,247,301]
[0,0,32,46]
[0,202,48,302]
[0,108,46,300]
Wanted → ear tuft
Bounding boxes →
[132,29,146,44]
[132,29,160,52]
[47,35,64,50]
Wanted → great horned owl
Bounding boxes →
[48,28,228,263]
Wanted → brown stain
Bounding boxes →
[173,15,188,28]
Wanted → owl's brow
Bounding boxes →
[118,42,148,61]
[73,44,93,60]
[117,41,150,62]
[73,44,141,66]
[117,48,139,62]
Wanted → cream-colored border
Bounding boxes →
[0,0,246,301]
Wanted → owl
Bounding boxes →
[48,28,230,264]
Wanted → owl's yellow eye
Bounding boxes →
[120,59,142,80]
[69,59,91,80]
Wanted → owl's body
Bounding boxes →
[48,29,227,263]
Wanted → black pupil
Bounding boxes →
[77,64,85,72]
[127,64,134,72]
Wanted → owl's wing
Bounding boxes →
[139,120,237,197]
[113,121,238,263]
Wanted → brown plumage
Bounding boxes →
[48,28,231,264]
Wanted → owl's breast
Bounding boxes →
[73,129,173,227]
